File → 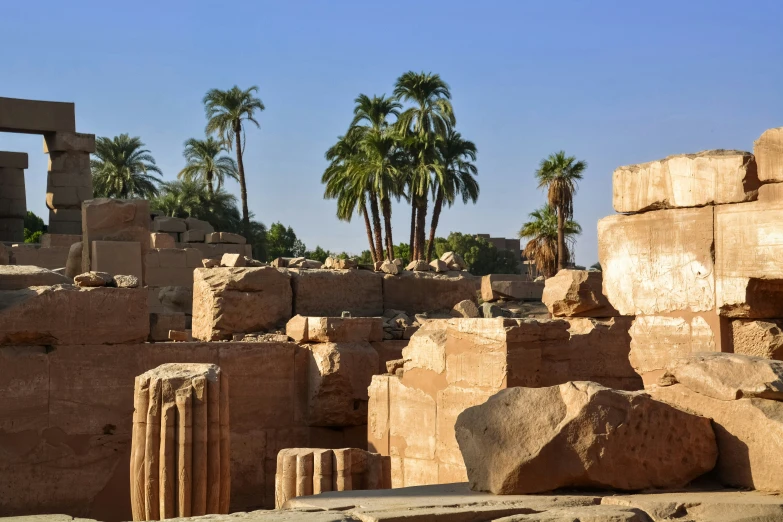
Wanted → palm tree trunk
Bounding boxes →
[409,202,417,261]
[425,190,444,263]
[557,205,565,271]
[234,122,250,238]
[382,198,394,261]
[416,197,428,261]
[207,171,214,196]
[369,193,384,262]
[360,197,377,264]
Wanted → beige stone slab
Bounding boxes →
[383,271,477,315]
[0,265,70,289]
[90,240,142,280]
[598,207,715,315]
[481,274,544,302]
[291,269,383,317]
[754,127,783,182]
[388,377,436,461]
[81,198,150,274]
[0,96,75,133]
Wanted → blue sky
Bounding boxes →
[2,0,782,265]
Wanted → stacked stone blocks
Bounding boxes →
[0,151,28,241]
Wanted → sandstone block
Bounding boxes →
[613,150,759,213]
[754,127,783,182]
[74,271,113,287]
[182,229,206,242]
[481,274,544,302]
[0,96,75,133]
[114,274,140,288]
[0,285,148,344]
[149,312,188,342]
[599,207,715,315]
[158,286,194,314]
[380,260,400,275]
[131,363,230,520]
[43,131,96,153]
[47,150,91,172]
[305,342,380,426]
[150,232,176,249]
[383,271,476,315]
[0,265,70,289]
[287,315,384,343]
[0,217,23,241]
[206,232,245,244]
[429,259,448,272]
[46,169,92,189]
[40,233,81,248]
[543,270,618,317]
[46,185,93,209]
[406,260,430,272]
[221,253,246,267]
[91,240,143,280]
[0,150,29,168]
[451,299,480,318]
[152,216,186,233]
[291,269,383,317]
[456,382,717,494]
[184,217,214,232]
[82,198,150,274]
[732,319,783,360]
[64,242,82,279]
[192,267,292,340]
[440,251,467,270]
[651,380,783,492]
[715,200,783,317]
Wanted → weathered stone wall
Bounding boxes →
[0,341,368,521]
[367,317,641,488]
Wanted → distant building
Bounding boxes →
[476,234,539,279]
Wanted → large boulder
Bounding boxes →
[651,354,783,491]
[0,265,71,290]
[455,381,717,494]
[192,266,292,340]
[542,270,618,317]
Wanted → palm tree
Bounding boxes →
[91,134,162,199]
[153,179,241,232]
[425,130,479,262]
[178,137,238,195]
[535,151,587,270]
[519,205,582,278]
[394,71,455,260]
[204,85,265,237]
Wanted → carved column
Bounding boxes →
[131,363,230,521]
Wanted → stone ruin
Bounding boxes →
[3,118,783,522]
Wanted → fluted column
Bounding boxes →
[131,363,230,521]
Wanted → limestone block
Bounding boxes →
[192,267,292,340]
[43,131,96,153]
[613,150,759,213]
[456,382,717,494]
[754,127,783,182]
[305,342,379,426]
[82,198,150,274]
[0,150,29,168]
[185,217,214,232]
[40,233,81,248]
[651,380,783,492]
[130,363,229,520]
[90,240,143,280]
[542,269,618,317]
[715,200,783,317]
[0,265,70,289]
[287,315,384,343]
[149,312,188,342]
[150,232,176,249]
[291,269,383,317]
[182,229,206,242]
[206,232,246,244]
[732,319,783,360]
[481,275,544,302]
[0,285,148,344]
[598,207,715,315]
[629,315,721,381]
[383,271,477,315]
[153,216,187,233]
[274,448,390,508]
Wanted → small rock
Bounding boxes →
[168,330,192,342]
[440,251,467,270]
[381,260,400,275]
[341,311,352,318]
[393,258,403,267]
[202,257,220,268]
[271,257,288,268]
[336,258,358,269]
[221,253,246,267]
[480,302,504,318]
[74,271,113,287]
[245,257,264,267]
[386,358,405,374]
[113,274,140,288]
[406,260,430,272]
[452,299,480,318]
[429,259,449,273]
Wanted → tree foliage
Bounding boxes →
[91,134,162,199]
[23,211,45,243]
[519,205,582,278]
[266,222,306,259]
[178,137,238,194]
[433,232,519,276]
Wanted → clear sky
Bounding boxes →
[2,0,782,265]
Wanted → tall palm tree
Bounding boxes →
[425,130,479,262]
[91,134,162,199]
[204,85,265,237]
[519,205,582,278]
[153,179,241,232]
[535,151,587,270]
[394,71,455,260]
[351,94,401,131]
[178,137,238,195]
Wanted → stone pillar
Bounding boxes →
[43,131,95,235]
[274,448,390,508]
[131,363,230,521]
[0,151,28,242]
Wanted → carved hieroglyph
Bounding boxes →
[598,207,715,316]
[715,201,783,317]
[612,150,758,213]
[131,363,229,521]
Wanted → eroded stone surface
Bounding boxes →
[0,265,70,290]
[481,275,544,302]
[382,272,476,315]
[612,150,759,213]
[732,319,783,360]
[287,316,383,343]
[291,270,383,317]
[599,207,715,315]
[543,270,618,317]
[456,382,717,494]
[754,127,783,182]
